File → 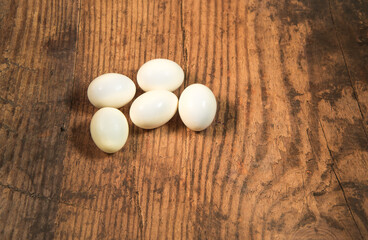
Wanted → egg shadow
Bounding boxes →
[175,94,237,137]
[65,77,91,114]
[69,120,108,160]
[127,106,187,138]
[165,111,187,133]
[210,95,237,135]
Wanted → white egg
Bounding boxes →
[179,84,217,131]
[130,90,178,129]
[90,107,129,153]
[137,59,184,92]
[87,73,136,108]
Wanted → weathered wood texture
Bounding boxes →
[0,0,367,239]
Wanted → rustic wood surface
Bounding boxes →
[1,0,368,239]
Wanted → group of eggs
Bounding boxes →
[87,59,217,153]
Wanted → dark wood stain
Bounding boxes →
[0,0,79,239]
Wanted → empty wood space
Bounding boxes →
[1,0,368,239]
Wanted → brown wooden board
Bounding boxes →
[0,0,367,239]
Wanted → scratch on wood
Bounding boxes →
[0,96,17,107]
[0,122,16,133]
[4,58,37,72]
[0,182,105,214]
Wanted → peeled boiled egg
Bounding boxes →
[179,84,217,131]
[90,107,129,153]
[137,59,184,92]
[87,73,136,108]
[130,90,178,129]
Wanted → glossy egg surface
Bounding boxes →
[87,73,136,108]
[130,90,178,129]
[90,107,129,153]
[137,59,184,92]
[178,83,217,131]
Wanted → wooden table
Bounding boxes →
[1,0,367,239]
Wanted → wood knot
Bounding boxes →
[290,226,339,240]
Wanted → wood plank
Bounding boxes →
[53,0,184,239]
[329,0,368,127]
[0,0,79,239]
[323,0,368,236]
[1,0,367,239]
[180,0,366,239]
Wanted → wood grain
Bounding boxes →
[0,0,79,239]
[0,0,367,239]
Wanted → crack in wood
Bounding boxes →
[69,0,82,112]
[132,164,144,239]
[180,0,188,83]
[319,119,364,240]
[328,0,368,143]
